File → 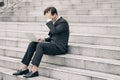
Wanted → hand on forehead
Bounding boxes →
[45,10,52,19]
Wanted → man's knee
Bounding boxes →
[29,41,38,46]
[37,43,45,48]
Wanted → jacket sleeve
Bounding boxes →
[45,37,51,42]
[46,21,68,34]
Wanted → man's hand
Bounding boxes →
[45,11,52,19]
[45,11,55,22]
[38,38,45,42]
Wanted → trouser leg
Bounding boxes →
[21,41,38,66]
[31,43,64,67]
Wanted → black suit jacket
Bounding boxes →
[45,17,69,53]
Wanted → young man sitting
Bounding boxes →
[13,7,69,78]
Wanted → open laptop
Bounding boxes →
[25,33,38,42]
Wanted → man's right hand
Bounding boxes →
[38,38,45,42]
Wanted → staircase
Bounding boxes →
[0,0,120,80]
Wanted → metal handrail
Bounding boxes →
[0,0,24,14]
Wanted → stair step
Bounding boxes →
[1,28,120,40]
[0,55,120,80]
[19,9,120,16]
[69,43,120,59]
[70,33,120,46]
[13,5,120,12]
[42,54,120,75]
[2,15,120,23]
[0,67,56,80]
[1,22,120,27]
[29,0,120,4]
[1,22,120,28]
[1,22,120,35]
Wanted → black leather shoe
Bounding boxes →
[13,69,29,76]
[24,71,39,78]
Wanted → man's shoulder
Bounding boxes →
[59,17,68,23]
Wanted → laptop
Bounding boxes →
[25,33,38,42]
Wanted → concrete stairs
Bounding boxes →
[0,22,120,80]
[0,0,120,80]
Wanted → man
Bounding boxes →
[13,7,69,78]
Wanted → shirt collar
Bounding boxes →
[53,16,61,24]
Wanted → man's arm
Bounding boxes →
[46,21,68,34]
[45,37,51,42]
[38,37,51,42]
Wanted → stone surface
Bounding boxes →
[0,0,120,80]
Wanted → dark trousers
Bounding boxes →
[21,41,65,67]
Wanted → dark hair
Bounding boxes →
[44,7,58,15]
